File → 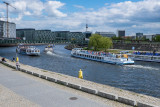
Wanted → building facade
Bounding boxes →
[69,32,85,43]
[0,21,16,39]
[144,35,155,41]
[35,30,54,41]
[95,32,116,38]
[117,30,125,37]
[54,31,70,41]
[136,33,144,39]
[16,29,86,43]
[16,28,35,40]
[83,31,92,38]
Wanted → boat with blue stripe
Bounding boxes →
[133,51,160,62]
[71,48,134,65]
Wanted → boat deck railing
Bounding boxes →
[134,52,160,56]
[75,50,130,59]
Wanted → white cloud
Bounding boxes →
[1,0,160,35]
[0,0,67,20]
[44,1,67,17]
[73,5,85,10]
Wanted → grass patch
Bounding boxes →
[42,70,48,72]
[107,49,134,54]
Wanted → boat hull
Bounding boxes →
[71,54,134,65]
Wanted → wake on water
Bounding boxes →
[46,51,63,57]
[125,65,159,71]
[45,51,160,71]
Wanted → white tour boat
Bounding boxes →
[44,44,54,52]
[16,44,40,56]
[71,48,134,65]
[133,52,160,62]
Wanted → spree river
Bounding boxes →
[0,45,160,98]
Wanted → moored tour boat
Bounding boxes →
[133,51,160,62]
[71,48,134,65]
[16,44,40,56]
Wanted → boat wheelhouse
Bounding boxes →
[71,48,134,65]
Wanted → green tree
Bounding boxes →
[111,36,122,40]
[88,34,102,51]
[89,34,112,51]
[101,37,113,51]
[155,35,160,42]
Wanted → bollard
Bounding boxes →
[78,69,83,79]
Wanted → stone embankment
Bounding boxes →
[113,43,160,51]
[65,43,160,52]
[0,57,160,107]
[64,44,82,50]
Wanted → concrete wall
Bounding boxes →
[113,43,160,51]
[0,58,159,107]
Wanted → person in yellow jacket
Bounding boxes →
[16,57,20,70]
[16,57,19,62]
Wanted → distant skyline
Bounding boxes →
[0,0,160,35]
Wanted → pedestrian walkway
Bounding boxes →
[0,64,109,107]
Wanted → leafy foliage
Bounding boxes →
[111,36,122,40]
[88,34,113,51]
[154,35,160,42]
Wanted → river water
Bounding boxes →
[0,45,160,98]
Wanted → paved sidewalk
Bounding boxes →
[0,64,109,107]
[0,84,39,107]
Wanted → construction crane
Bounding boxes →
[3,1,16,38]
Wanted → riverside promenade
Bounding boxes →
[0,60,130,107]
[0,64,112,107]
[0,57,160,107]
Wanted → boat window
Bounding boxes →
[153,57,158,60]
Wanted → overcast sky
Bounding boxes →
[0,0,160,35]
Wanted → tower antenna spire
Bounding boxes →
[86,18,88,32]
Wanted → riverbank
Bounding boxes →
[64,44,83,50]
[1,56,160,107]
[65,44,134,54]
[0,59,131,107]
